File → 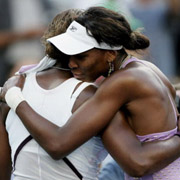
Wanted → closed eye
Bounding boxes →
[73,54,88,60]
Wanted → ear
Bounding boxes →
[105,50,117,63]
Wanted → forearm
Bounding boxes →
[16,99,110,160]
[1,83,77,160]
[104,131,180,177]
[3,86,62,157]
[3,85,108,160]
[130,136,180,176]
[16,101,68,159]
[0,111,12,180]
[102,112,180,177]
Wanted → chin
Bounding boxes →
[82,78,94,83]
[75,75,95,82]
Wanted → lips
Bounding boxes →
[71,70,83,79]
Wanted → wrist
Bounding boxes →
[5,87,25,112]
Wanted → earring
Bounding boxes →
[108,62,114,77]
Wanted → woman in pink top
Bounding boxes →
[1,6,180,180]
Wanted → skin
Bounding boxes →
[0,103,11,180]
[69,49,111,82]
[1,49,180,178]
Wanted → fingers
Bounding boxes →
[18,74,26,90]
[6,75,26,90]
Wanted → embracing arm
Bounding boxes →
[0,103,12,180]
[1,75,100,159]
[102,111,180,177]
[2,75,180,176]
[16,80,180,175]
[15,84,99,159]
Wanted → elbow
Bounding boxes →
[48,150,63,160]
[127,164,149,177]
[43,141,66,160]
[123,157,152,177]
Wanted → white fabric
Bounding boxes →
[15,56,56,75]
[5,87,25,112]
[47,21,123,55]
[6,73,107,180]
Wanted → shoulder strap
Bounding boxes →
[70,82,95,110]
[13,135,83,179]
[120,56,137,69]
[63,157,83,180]
[13,135,33,171]
[72,82,94,98]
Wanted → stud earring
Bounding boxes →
[108,62,114,77]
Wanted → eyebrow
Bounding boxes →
[73,53,88,58]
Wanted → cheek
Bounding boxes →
[80,64,98,80]
[83,66,96,77]
[80,57,108,78]
[80,61,96,72]
[96,61,109,75]
[88,64,108,79]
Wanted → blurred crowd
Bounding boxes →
[0,0,180,86]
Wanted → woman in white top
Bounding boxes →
[0,9,108,180]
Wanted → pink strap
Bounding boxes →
[120,57,138,69]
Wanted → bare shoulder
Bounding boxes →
[96,65,163,103]
[92,69,142,107]
[99,68,141,93]
[72,84,97,112]
[142,60,176,97]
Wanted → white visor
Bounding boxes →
[47,21,123,55]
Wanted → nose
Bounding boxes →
[68,57,78,69]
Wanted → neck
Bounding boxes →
[51,62,70,71]
[51,66,71,71]
[114,50,129,71]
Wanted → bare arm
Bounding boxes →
[15,85,101,160]
[2,75,180,177]
[0,103,12,180]
[102,111,180,177]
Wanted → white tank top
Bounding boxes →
[6,72,108,180]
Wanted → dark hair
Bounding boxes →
[75,7,150,50]
[41,9,83,62]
